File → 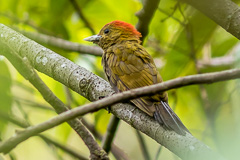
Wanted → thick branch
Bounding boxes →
[0,64,235,158]
[0,33,108,159]
[0,63,237,159]
[180,0,240,39]
[0,24,231,160]
[136,0,161,41]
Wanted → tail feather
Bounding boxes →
[154,101,190,136]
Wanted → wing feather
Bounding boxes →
[102,42,189,135]
[102,43,164,115]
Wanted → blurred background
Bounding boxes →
[0,0,240,159]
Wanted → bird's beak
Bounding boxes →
[84,35,102,42]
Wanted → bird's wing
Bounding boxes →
[103,43,166,115]
[103,43,189,135]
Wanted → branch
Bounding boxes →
[197,55,234,69]
[0,32,108,159]
[1,65,238,159]
[135,130,150,160]
[101,116,120,153]
[17,82,127,160]
[0,65,236,158]
[0,113,88,160]
[0,12,56,36]
[69,0,95,35]
[81,118,129,160]
[180,0,240,40]
[196,42,240,69]
[154,146,163,160]
[14,97,54,111]
[0,24,232,160]
[69,88,128,159]
[136,0,161,41]
[158,7,186,26]
[39,135,88,160]
[15,28,103,56]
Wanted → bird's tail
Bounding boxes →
[154,101,190,136]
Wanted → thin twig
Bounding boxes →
[0,44,108,159]
[184,11,220,151]
[81,118,102,140]
[1,14,101,56]
[15,28,103,56]
[64,86,73,109]
[0,12,56,36]
[0,112,29,128]
[136,0,161,42]
[69,0,95,34]
[135,130,150,160]
[71,88,129,159]
[13,80,35,93]
[14,97,54,111]
[16,85,128,160]
[0,113,88,160]
[0,66,238,158]
[102,115,120,153]
[154,146,162,160]
[158,7,186,26]
[82,118,129,160]
[14,99,84,159]
[39,135,88,160]
[0,24,229,159]
[197,55,234,69]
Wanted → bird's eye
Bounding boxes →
[104,29,110,34]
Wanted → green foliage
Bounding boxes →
[0,59,12,131]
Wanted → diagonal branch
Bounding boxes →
[39,135,88,160]
[67,88,128,159]
[81,118,129,160]
[0,62,238,158]
[0,12,56,36]
[15,28,102,56]
[0,112,88,160]
[136,0,161,41]
[0,38,108,159]
[101,116,120,153]
[180,0,240,40]
[69,0,95,34]
[0,23,232,160]
[135,130,150,160]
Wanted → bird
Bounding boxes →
[84,20,189,135]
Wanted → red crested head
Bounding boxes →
[104,20,142,39]
[84,20,142,49]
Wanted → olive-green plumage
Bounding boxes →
[84,20,189,135]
